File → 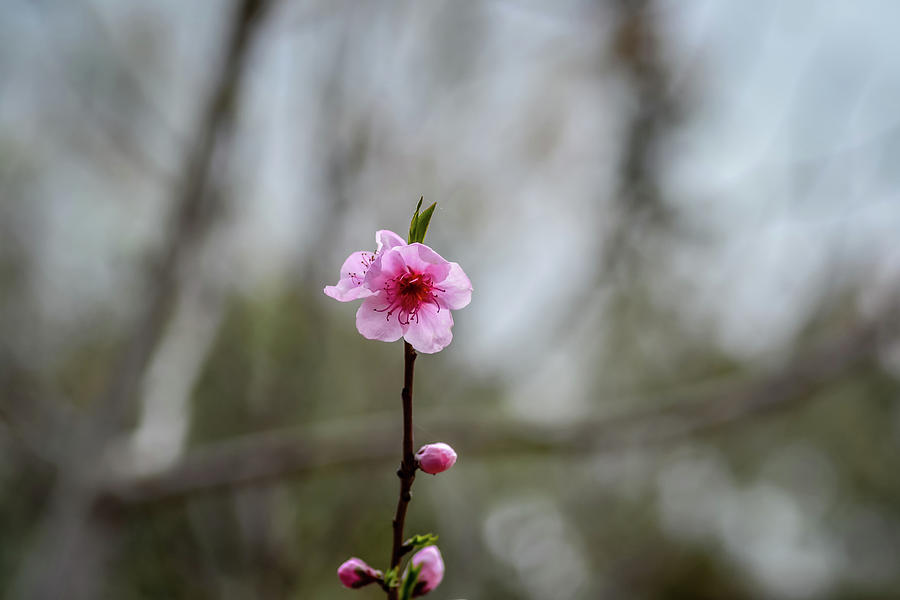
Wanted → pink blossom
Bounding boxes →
[415,442,457,475]
[408,546,445,596]
[324,230,472,354]
[337,557,382,589]
[324,230,406,301]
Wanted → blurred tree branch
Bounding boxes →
[12,2,275,598]
[102,302,895,507]
[539,0,683,369]
[97,0,272,433]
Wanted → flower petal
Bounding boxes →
[436,262,472,310]
[324,283,374,302]
[324,251,377,302]
[356,295,403,342]
[403,301,453,354]
[408,243,453,282]
[365,244,453,294]
[409,546,444,595]
[362,249,395,293]
[376,229,406,252]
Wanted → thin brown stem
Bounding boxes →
[388,342,418,599]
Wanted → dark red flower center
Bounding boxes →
[377,269,444,325]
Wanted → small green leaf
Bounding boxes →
[402,533,439,553]
[412,202,436,244]
[408,197,423,243]
[399,563,422,600]
[383,567,400,588]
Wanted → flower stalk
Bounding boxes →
[388,342,418,599]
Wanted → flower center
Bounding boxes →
[377,269,444,325]
[397,273,433,313]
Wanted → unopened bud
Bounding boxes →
[337,557,382,589]
[415,443,457,475]
[409,546,445,596]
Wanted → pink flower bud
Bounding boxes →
[415,442,457,475]
[409,546,445,596]
[337,557,382,589]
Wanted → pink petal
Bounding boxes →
[364,244,453,293]
[410,546,444,596]
[323,283,374,302]
[406,243,452,282]
[376,229,406,252]
[363,247,402,292]
[403,301,453,354]
[324,251,376,302]
[436,262,472,310]
[356,294,404,342]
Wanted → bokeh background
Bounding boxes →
[2,0,900,598]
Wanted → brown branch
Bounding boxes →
[100,310,893,508]
[388,343,418,599]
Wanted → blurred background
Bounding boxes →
[1,0,899,598]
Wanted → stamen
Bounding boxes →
[350,253,377,286]
[375,270,441,324]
